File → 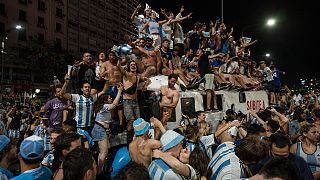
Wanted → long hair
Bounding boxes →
[189,146,209,177]
[197,121,208,137]
[94,94,109,114]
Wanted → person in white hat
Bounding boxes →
[129,117,165,169]
[148,130,185,180]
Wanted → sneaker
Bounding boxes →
[180,84,187,92]
[212,108,219,112]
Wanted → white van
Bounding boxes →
[145,75,269,132]
[168,89,269,132]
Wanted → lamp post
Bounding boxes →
[241,18,276,37]
[1,25,23,85]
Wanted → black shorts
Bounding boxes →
[267,80,275,92]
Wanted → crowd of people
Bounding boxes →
[1,3,320,180]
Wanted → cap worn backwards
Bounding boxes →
[20,135,44,160]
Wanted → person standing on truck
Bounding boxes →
[159,73,180,124]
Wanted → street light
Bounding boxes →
[265,53,270,57]
[15,25,22,30]
[241,18,276,37]
[1,24,23,85]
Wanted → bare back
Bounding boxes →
[129,137,159,168]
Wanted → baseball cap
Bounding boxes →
[0,135,10,151]
[20,135,44,160]
[133,118,150,136]
[160,130,184,152]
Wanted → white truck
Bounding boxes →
[170,90,269,132]
[146,75,269,132]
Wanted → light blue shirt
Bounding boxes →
[149,159,183,180]
[0,167,13,179]
[10,166,52,180]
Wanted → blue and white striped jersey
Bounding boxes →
[71,94,97,128]
[149,159,183,180]
[208,142,242,180]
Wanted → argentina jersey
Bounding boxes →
[148,159,183,180]
[71,94,97,128]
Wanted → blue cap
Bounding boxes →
[20,135,44,160]
[133,118,150,136]
[0,135,10,151]
[160,130,184,152]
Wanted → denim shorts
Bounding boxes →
[91,124,107,141]
[123,99,140,121]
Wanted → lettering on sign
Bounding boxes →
[247,100,265,111]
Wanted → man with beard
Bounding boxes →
[40,86,67,131]
[134,37,160,77]
[71,52,96,93]
[0,135,18,179]
[118,60,150,134]
[61,73,109,134]
[159,73,180,125]
[100,51,124,131]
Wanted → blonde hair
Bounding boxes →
[198,121,208,137]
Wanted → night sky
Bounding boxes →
[141,0,318,87]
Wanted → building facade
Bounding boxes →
[0,0,139,93]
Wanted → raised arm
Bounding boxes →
[170,13,192,24]
[60,74,72,100]
[117,58,127,77]
[270,108,289,134]
[215,120,241,137]
[249,110,270,133]
[312,91,319,110]
[97,79,110,98]
[107,83,123,111]
[131,4,141,20]
[160,8,170,20]
[228,27,234,37]
[150,116,166,134]
[140,22,150,36]
[242,39,258,48]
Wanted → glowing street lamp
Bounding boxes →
[266,19,276,26]
[241,18,277,37]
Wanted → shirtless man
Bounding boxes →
[129,117,165,168]
[159,73,180,124]
[136,37,160,77]
[100,51,124,130]
[117,60,150,133]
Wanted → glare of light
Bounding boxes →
[35,89,40,93]
[265,53,270,57]
[266,19,276,26]
[15,25,22,29]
